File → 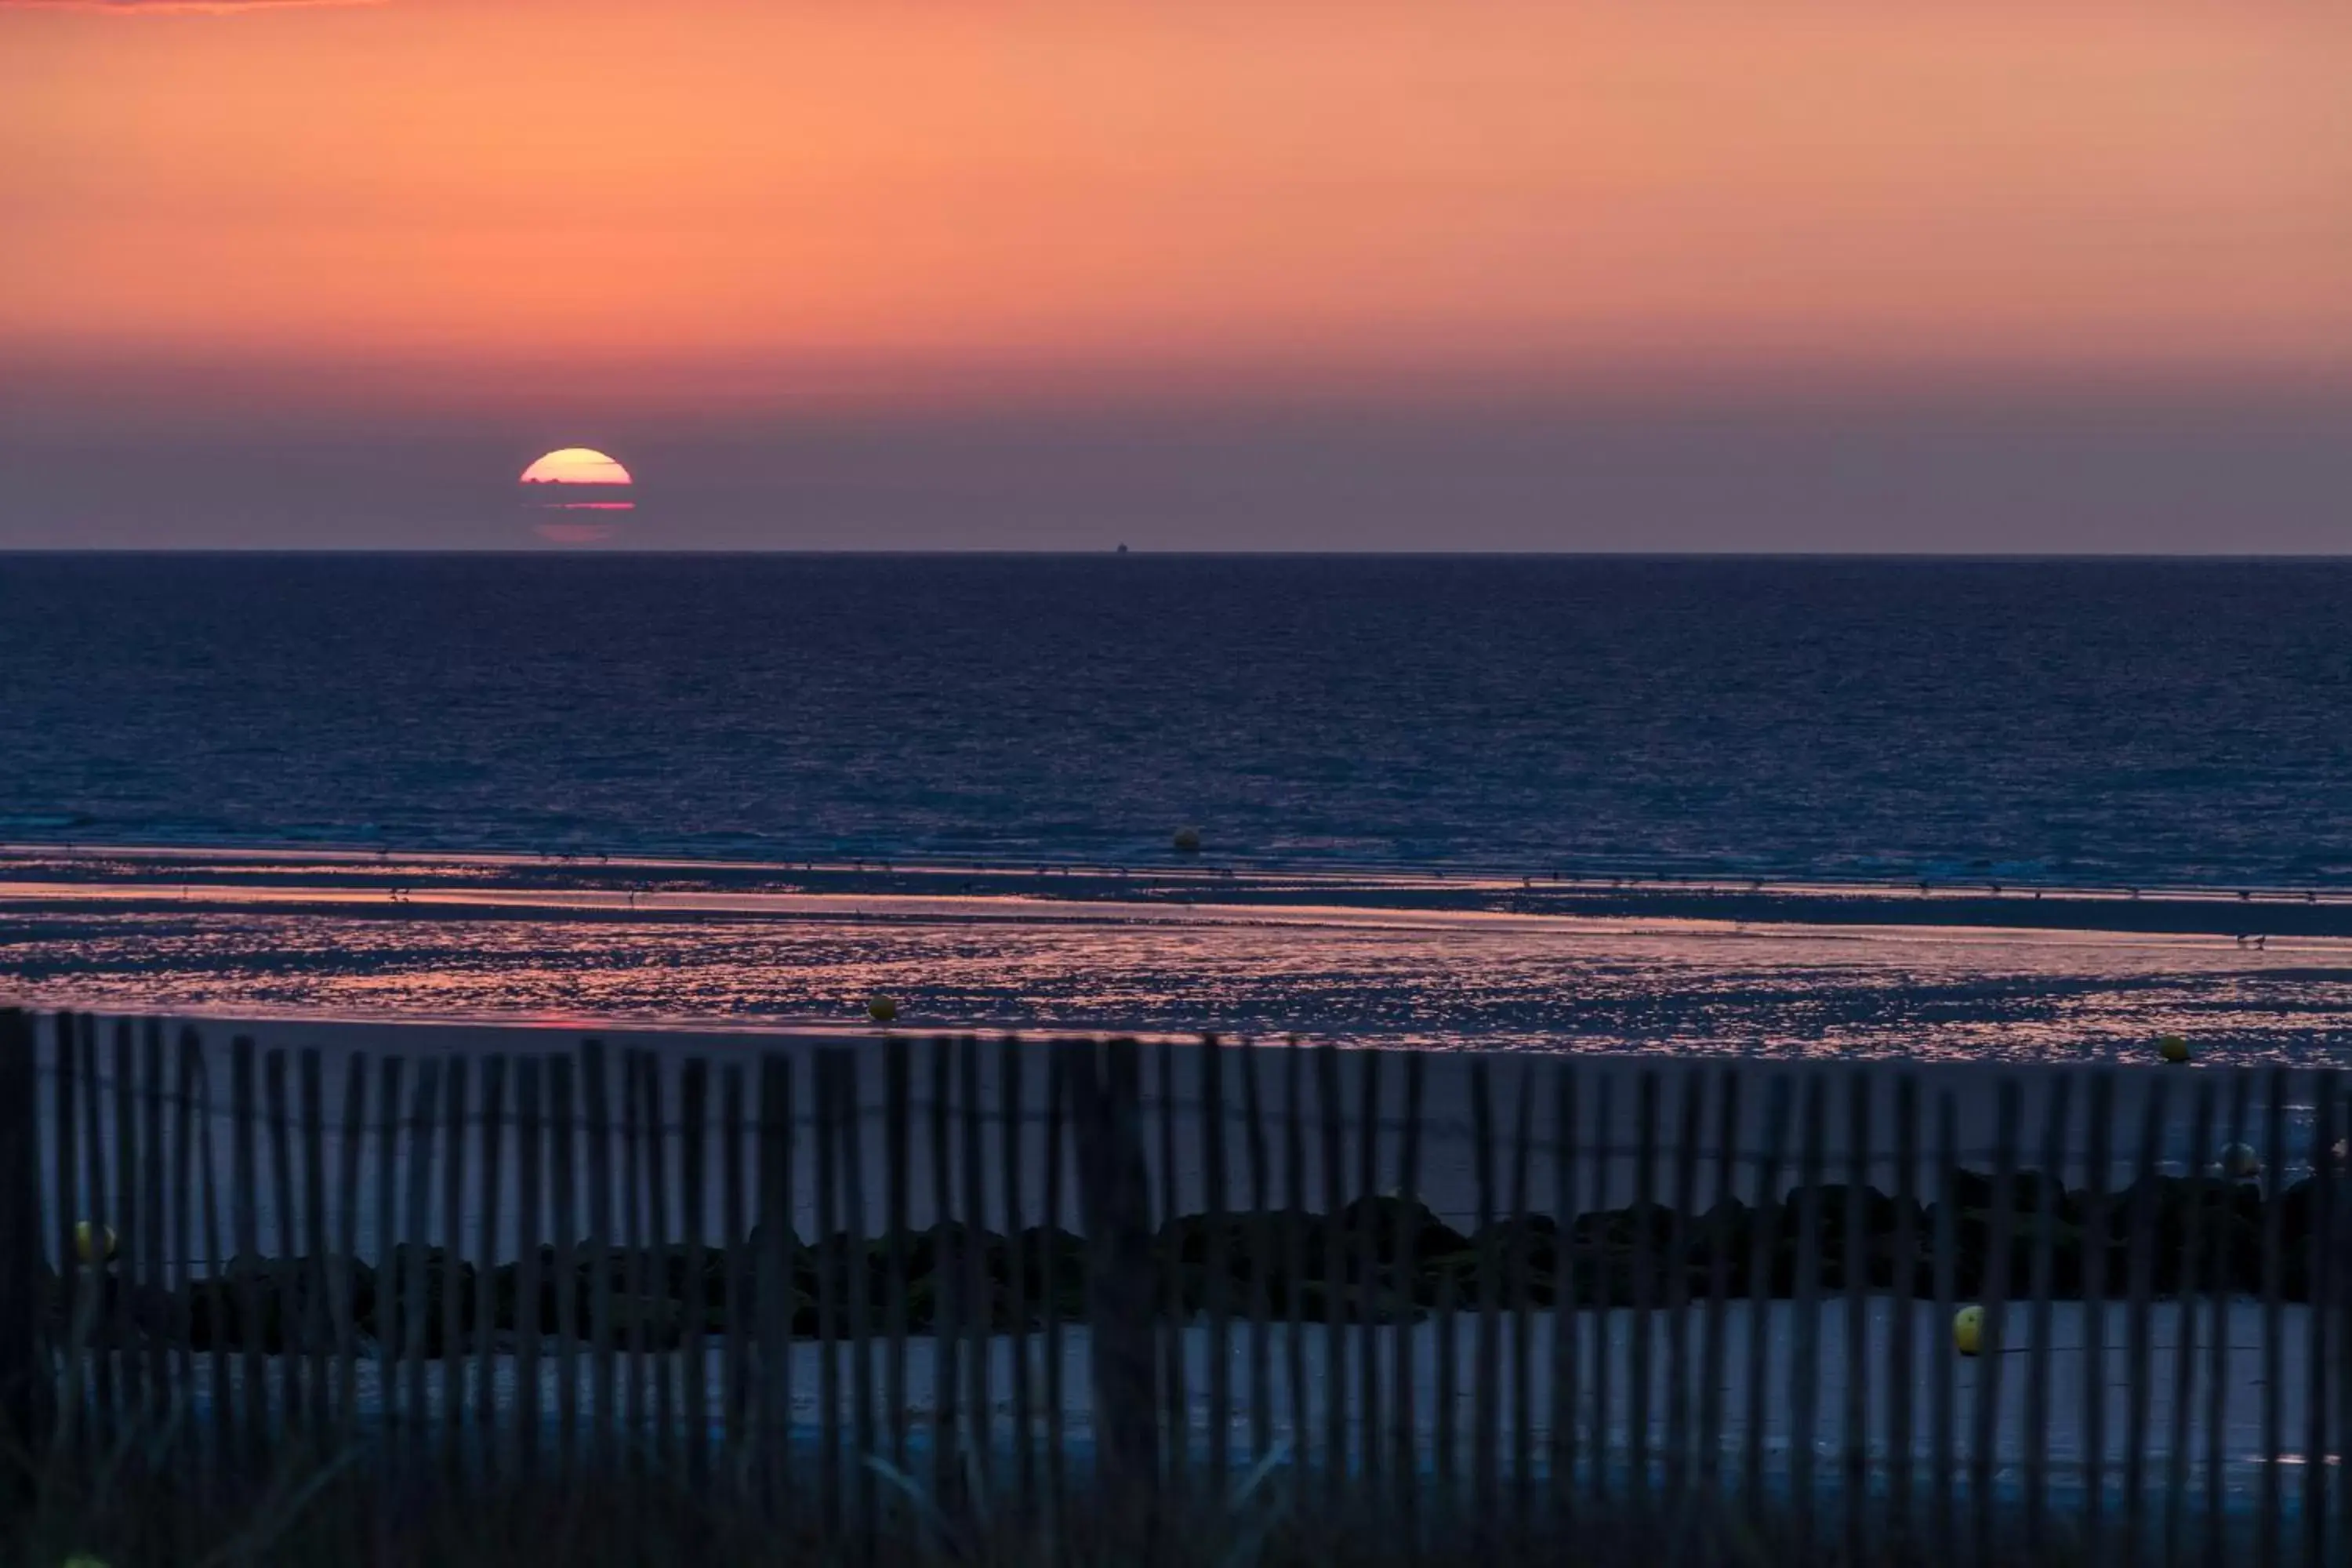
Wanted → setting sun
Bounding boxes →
[520,448,632,485]
[521,445,631,541]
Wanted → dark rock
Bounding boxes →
[800,1232,888,1315]
[187,1255,377,1352]
[47,1271,188,1347]
[488,1247,572,1333]
[372,1246,477,1353]
[572,1241,667,1298]
[1553,1247,1681,1308]
[1018,1225,1088,1316]
[1858,1231,1940,1296]
[1788,1184,1916,1239]
[1158,1208,1390,1314]
[901,1272,1030,1334]
[599,1294,688,1349]
[2102,1175,2266,1289]
[1570,1201,1681,1251]
[655,1243,732,1306]
[1929,1210,2085,1298]
[1685,1196,1758,1258]
[1947,1169,2072,1220]
[1160,1208,1325,1273]
[2272,1178,2318,1251]
[895,1221,1014,1284]
[1335,1194,1472,1263]
[1418,1236,1570,1308]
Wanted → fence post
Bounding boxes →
[0,1010,43,1494]
[1067,1038,1161,1537]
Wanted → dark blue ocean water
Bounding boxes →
[9,554,2352,888]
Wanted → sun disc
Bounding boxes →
[520,447,632,485]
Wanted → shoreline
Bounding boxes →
[11,840,2352,939]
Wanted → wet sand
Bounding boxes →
[135,1301,2339,1512]
[10,846,2352,1063]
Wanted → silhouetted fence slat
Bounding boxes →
[475,1055,507,1458]
[0,1011,40,1476]
[514,1056,543,1479]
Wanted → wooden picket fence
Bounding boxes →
[0,1007,2347,1566]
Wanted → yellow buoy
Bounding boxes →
[73,1221,116,1265]
[1953,1304,1984,1357]
[866,994,899,1024]
[1173,826,1203,854]
[2156,1033,2190,1064]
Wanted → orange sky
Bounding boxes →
[5,0,2348,408]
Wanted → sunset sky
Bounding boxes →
[5,1,2347,550]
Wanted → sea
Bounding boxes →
[6,553,2352,1060]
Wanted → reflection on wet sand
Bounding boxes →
[4,848,2351,1063]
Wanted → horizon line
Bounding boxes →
[9,547,2352,564]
